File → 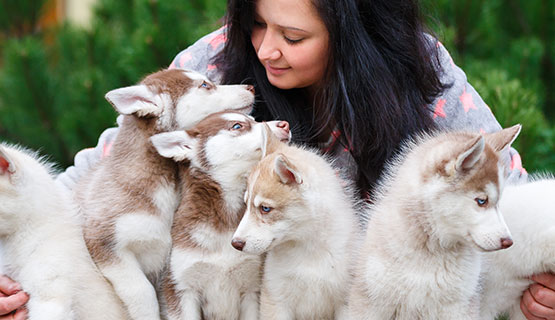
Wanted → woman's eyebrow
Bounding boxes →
[278,25,309,33]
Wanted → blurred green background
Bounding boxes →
[0,0,553,172]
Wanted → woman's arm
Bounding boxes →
[431,40,527,182]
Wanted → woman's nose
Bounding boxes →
[257,32,281,61]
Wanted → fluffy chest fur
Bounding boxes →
[162,166,261,320]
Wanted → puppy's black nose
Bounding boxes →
[500,237,513,249]
[231,238,246,251]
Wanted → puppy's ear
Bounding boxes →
[274,154,302,185]
[261,122,282,158]
[150,131,196,161]
[105,85,161,117]
[455,135,484,172]
[484,124,521,152]
[0,146,15,176]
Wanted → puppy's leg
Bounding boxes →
[178,290,202,320]
[101,253,160,320]
[203,283,240,320]
[260,288,293,320]
[239,291,259,320]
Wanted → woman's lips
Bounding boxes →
[266,64,290,76]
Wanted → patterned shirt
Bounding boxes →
[55,27,527,193]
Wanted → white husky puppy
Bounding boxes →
[0,144,127,320]
[231,141,360,319]
[479,175,555,320]
[76,69,255,320]
[151,110,291,320]
[347,125,521,320]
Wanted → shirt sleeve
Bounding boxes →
[55,27,227,193]
[430,40,527,183]
[169,26,226,83]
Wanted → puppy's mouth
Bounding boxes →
[280,134,291,143]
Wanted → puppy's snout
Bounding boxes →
[277,121,290,134]
[246,85,255,94]
[500,237,513,249]
[231,238,246,251]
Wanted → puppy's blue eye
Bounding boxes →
[200,81,210,89]
[475,197,488,206]
[260,206,272,214]
[232,123,243,130]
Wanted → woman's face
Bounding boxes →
[251,0,330,91]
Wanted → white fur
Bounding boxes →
[169,228,260,320]
[0,144,127,320]
[480,176,555,320]
[81,70,255,320]
[347,128,519,320]
[174,82,254,130]
[153,113,290,320]
[232,145,360,319]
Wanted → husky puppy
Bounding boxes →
[231,141,360,320]
[151,110,291,320]
[0,144,127,320]
[347,125,521,320]
[479,175,555,320]
[76,69,255,320]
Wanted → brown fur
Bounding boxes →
[142,69,194,103]
[77,69,207,264]
[79,115,179,265]
[160,111,284,319]
[161,272,180,317]
[172,167,245,249]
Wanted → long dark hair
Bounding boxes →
[214,0,447,197]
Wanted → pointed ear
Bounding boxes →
[150,131,196,161]
[105,85,161,117]
[261,122,281,158]
[0,146,15,176]
[455,135,485,171]
[484,124,521,152]
[274,154,302,185]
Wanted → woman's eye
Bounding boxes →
[260,206,272,214]
[254,20,266,27]
[475,197,488,207]
[284,36,303,45]
[232,123,243,130]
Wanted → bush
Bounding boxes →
[0,0,226,167]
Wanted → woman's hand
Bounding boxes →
[0,275,28,320]
[521,273,555,319]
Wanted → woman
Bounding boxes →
[5,0,554,319]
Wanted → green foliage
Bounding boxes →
[469,68,554,172]
[0,0,552,172]
[423,0,554,172]
[0,0,227,167]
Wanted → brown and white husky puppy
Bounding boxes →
[347,125,521,320]
[75,69,255,320]
[150,110,291,320]
[231,140,361,319]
